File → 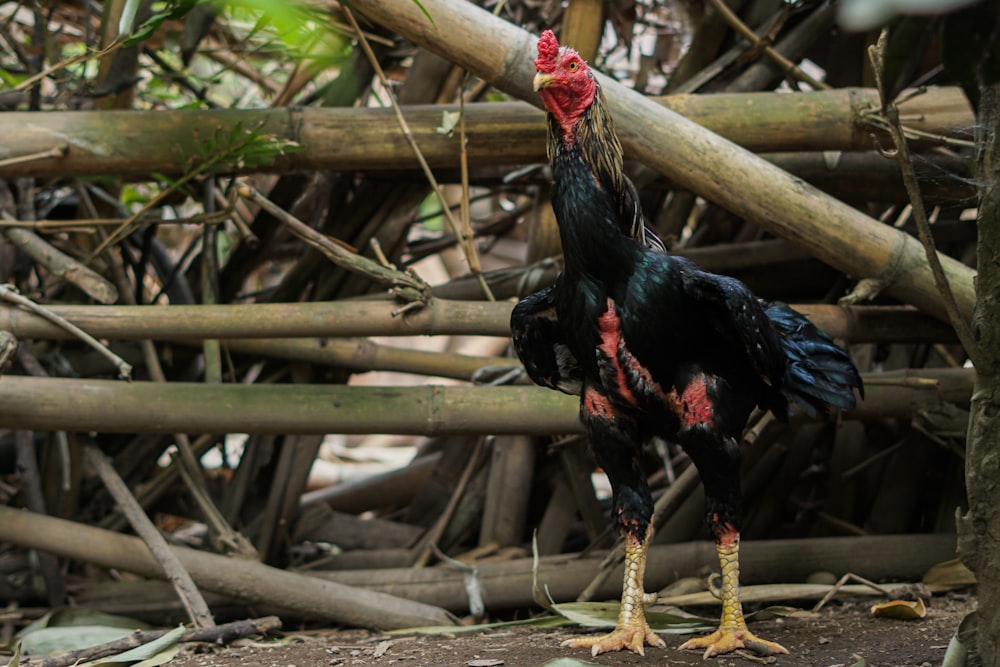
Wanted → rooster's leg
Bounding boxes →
[561,386,665,657]
[678,526,788,658]
[561,524,664,657]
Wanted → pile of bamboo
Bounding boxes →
[0,0,976,637]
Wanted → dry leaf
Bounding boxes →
[870,598,927,619]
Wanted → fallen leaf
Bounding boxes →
[870,598,927,619]
[468,660,504,666]
[923,559,976,592]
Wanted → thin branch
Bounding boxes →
[868,30,983,368]
[459,73,495,301]
[706,0,830,90]
[15,617,281,667]
[84,445,215,628]
[0,284,131,379]
[236,182,429,302]
[3,227,118,303]
[101,241,258,559]
[13,41,123,93]
[0,145,68,169]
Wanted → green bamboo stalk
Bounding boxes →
[0,369,972,435]
[0,299,958,343]
[0,89,971,178]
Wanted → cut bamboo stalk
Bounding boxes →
[0,89,970,178]
[0,506,455,629]
[315,534,956,612]
[763,151,977,204]
[0,300,958,343]
[300,452,442,513]
[345,0,975,322]
[479,435,535,547]
[0,369,971,435]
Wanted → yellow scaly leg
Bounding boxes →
[678,531,789,658]
[561,525,665,657]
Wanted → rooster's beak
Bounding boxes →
[533,72,553,91]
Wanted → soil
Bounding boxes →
[169,593,973,667]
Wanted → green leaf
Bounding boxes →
[89,625,186,665]
[6,640,21,667]
[549,601,715,634]
[19,626,136,656]
[18,608,153,638]
[408,0,434,25]
[123,0,201,47]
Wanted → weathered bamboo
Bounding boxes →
[316,534,956,612]
[0,299,509,340]
[0,506,455,629]
[0,300,958,343]
[215,337,519,382]
[299,452,442,513]
[763,151,977,204]
[0,369,972,434]
[346,0,976,323]
[0,378,581,435]
[0,89,970,179]
[2,228,118,303]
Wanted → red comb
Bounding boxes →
[535,29,560,73]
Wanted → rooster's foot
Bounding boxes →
[679,626,788,659]
[561,619,665,657]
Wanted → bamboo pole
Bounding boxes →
[0,300,958,343]
[0,89,970,179]
[217,337,520,382]
[345,0,976,323]
[317,534,956,612]
[0,506,455,629]
[0,369,972,435]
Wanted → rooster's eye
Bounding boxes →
[567,61,579,72]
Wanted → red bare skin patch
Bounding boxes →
[534,30,596,147]
[597,298,675,411]
[667,374,717,428]
[714,519,739,547]
[582,386,614,420]
[597,299,638,406]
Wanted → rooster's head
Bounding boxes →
[533,30,597,139]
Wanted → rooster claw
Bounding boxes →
[679,626,788,659]
[561,623,666,657]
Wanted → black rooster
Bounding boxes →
[511,30,863,659]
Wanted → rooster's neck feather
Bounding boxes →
[547,85,625,198]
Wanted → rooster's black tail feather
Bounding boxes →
[765,301,864,419]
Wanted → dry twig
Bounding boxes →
[0,285,131,379]
[85,445,216,628]
[867,30,982,368]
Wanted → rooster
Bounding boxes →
[511,30,863,658]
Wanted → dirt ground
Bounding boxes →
[170,593,972,667]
